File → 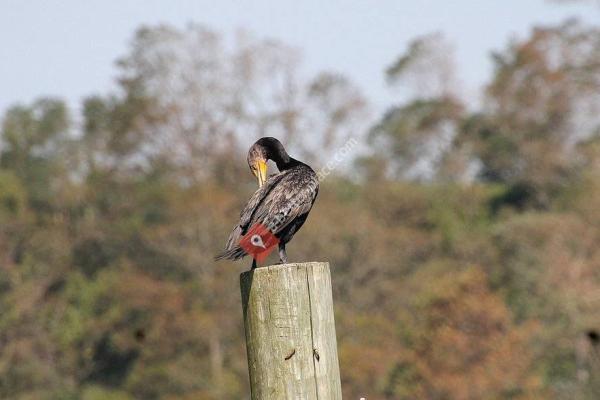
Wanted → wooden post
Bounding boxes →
[240,262,342,399]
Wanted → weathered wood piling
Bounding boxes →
[240,262,342,399]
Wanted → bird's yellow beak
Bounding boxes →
[254,159,268,187]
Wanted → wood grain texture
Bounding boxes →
[240,262,342,400]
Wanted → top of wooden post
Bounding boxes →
[240,261,327,278]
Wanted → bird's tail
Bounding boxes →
[214,246,247,261]
[214,225,247,261]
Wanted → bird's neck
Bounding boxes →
[275,156,301,171]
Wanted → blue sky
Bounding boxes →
[1,0,598,114]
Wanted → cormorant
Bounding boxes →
[215,137,319,268]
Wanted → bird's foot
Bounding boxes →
[278,244,288,264]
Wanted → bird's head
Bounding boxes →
[247,137,289,187]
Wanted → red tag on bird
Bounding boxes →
[239,223,279,262]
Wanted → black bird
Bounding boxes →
[215,137,319,269]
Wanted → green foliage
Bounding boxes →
[369,97,464,179]
[0,170,26,220]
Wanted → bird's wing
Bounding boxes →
[248,170,319,236]
[215,172,289,261]
[215,168,318,261]
[239,171,289,231]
